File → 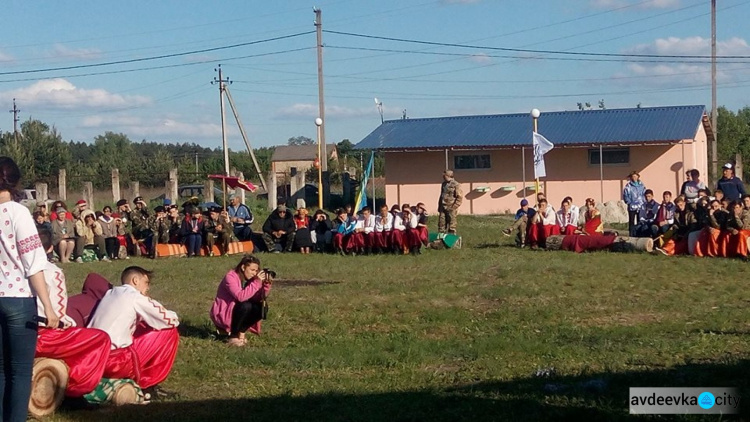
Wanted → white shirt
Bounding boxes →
[402,212,418,229]
[392,215,406,231]
[355,214,375,234]
[536,207,557,226]
[89,284,179,349]
[0,201,47,298]
[374,213,393,232]
[556,208,578,228]
[37,261,75,327]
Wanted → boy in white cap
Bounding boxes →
[716,163,746,202]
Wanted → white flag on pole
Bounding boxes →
[532,132,554,179]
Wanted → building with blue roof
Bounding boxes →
[355,105,712,215]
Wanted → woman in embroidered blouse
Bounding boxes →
[0,157,59,422]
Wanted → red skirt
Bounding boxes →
[527,223,560,247]
[36,327,111,397]
[662,237,689,256]
[725,229,750,258]
[694,228,721,257]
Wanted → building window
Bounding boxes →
[588,148,630,165]
[454,154,491,170]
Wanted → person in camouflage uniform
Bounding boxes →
[116,199,137,257]
[204,207,234,256]
[128,196,153,257]
[149,206,171,247]
[437,169,463,234]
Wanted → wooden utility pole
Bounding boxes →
[710,0,718,184]
[213,65,231,209]
[314,8,327,171]
[223,86,267,192]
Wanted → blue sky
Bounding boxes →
[1,0,749,150]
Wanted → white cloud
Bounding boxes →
[614,36,750,86]
[0,50,13,62]
[45,43,102,60]
[0,79,151,110]
[590,0,680,9]
[80,114,225,139]
[468,53,492,64]
[274,103,377,119]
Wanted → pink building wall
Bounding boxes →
[384,125,708,215]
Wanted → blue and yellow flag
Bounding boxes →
[354,151,375,213]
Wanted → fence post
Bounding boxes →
[58,169,67,201]
[736,152,744,181]
[83,182,94,208]
[35,183,48,204]
[235,171,246,205]
[268,172,277,212]
[111,168,121,203]
[166,168,178,203]
[130,181,140,201]
[204,179,215,203]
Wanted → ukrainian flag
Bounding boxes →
[354,151,375,213]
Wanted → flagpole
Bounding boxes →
[531,108,541,196]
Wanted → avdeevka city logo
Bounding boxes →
[698,392,715,409]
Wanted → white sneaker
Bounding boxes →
[75,257,83,263]
[101,256,111,262]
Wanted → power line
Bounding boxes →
[0,32,314,77]
[0,47,314,84]
[322,29,750,60]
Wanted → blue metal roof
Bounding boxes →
[355,105,708,150]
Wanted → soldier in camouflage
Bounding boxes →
[204,207,234,256]
[116,199,137,256]
[128,196,153,257]
[437,169,463,234]
[149,206,171,246]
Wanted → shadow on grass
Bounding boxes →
[274,279,342,287]
[178,320,219,340]
[56,359,749,422]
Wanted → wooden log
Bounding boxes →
[28,358,69,418]
[545,235,653,253]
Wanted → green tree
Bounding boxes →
[337,139,354,157]
[287,136,315,146]
[717,106,750,179]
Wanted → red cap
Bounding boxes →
[76,199,87,205]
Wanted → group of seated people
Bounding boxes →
[263,202,430,255]
[502,192,605,249]
[632,189,750,258]
[33,230,180,404]
[34,194,256,261]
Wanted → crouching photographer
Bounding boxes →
[210,254,273,347]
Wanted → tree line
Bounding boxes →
[0,119,383,190]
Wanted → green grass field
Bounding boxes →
[48,216,749,421]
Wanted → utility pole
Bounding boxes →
[213,65,231,209]
[314,7,329,207]
[195,152,199,174]
[9,98,20,144]
[711,0,718,184]
[213,65,231,177]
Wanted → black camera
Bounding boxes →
[260,299,269,320]
[262,268,276,279]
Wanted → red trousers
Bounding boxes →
[726,229,750,258]
[374,231,390,249]
[416,227,429,246]
[347,232,375,250]
[527,223,560,247]
[560,225,577,236]
[102,327,179,389]
[405,229,422,248]
[391,230,405,249]
[333,233,349,252]
[36,327,111,397]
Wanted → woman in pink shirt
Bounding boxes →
[0,157,59,422]
[210,255,272,347]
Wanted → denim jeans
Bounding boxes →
[185,233,202,257]
[0,297,38,422]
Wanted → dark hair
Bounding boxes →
[362,206,371,213]
[103,206,112,213]
[121,266,153,285]
[52,200,68,210]
[401,203,410,211]
[380,204,389,210]
[234,254,261,277]
[38,229,53,251]
[689,169,700,179]
[674,195,686,204]
[32,211,43,220]
[710,199,721,206]
[715,189,724,194]
[538,198,548,205]
[644,189,654,196]
[563,196,573,203]
[663,191,672,197]
[0,157,22,201]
